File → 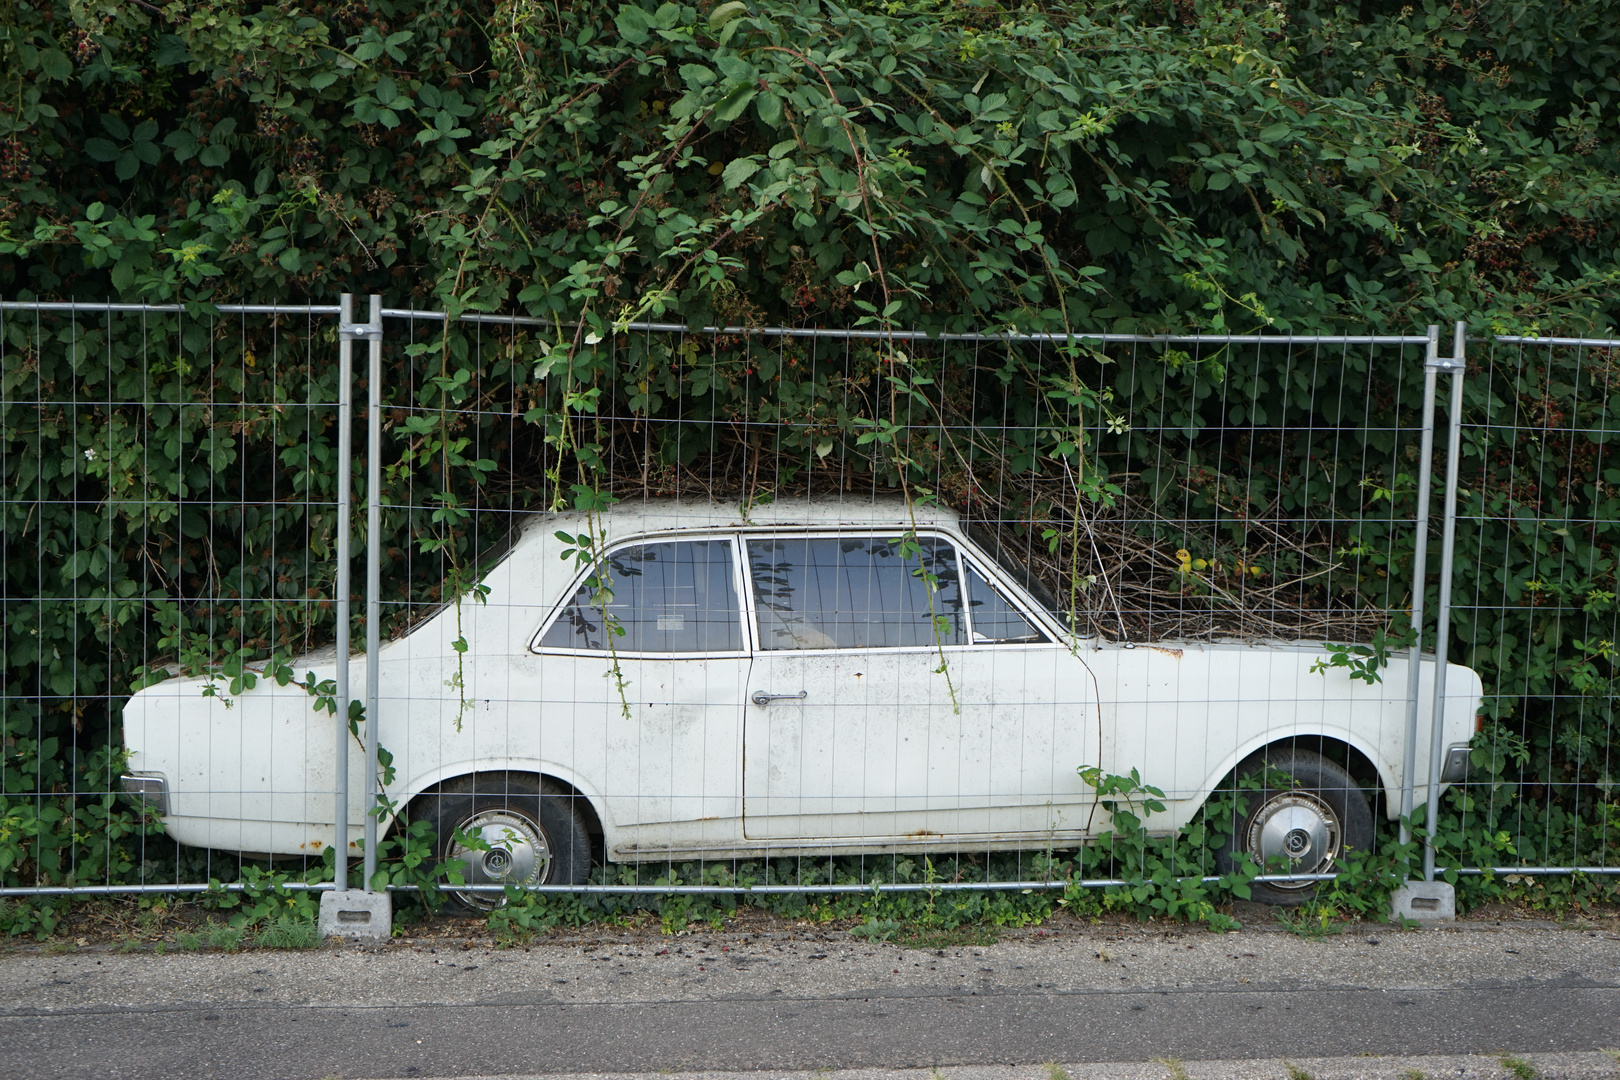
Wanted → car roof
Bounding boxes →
[528,495,963,538]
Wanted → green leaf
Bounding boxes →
[712,86,756,123]
[616,4,652,44]
[716,52,755,82]
[709,1,748,30]
[39,49,72,80]
[680,64,716,87]
[84,138,120,163]
[164,129,200,162]
[721,157,761,189]
[756,92,783,127]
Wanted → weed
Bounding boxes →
[1284,1063,1313,1080]
[896,926,998,950]
[253,916,320,949]
[1276,905,1344,940]
[44,939,73,954]
[1500,1056,1539,1080]
[1400,1069,1429,1080]
[1043,1064,1072,1080]
[175,924,244,951]
[849,918,900,942]
[1155,1059,1190,1080]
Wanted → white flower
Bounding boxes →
[84,448,97,461]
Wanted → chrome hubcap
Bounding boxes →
[1247,791,1341,889]
[447,809,550,910]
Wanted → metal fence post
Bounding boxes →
[1400,325,1441,851]
[1423,320,1467,881]
[363,295,383,893]
[334,295,356,889]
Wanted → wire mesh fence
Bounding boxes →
[2,298,1615,915]
[1446,334,1620,878]
[0,301,345,898]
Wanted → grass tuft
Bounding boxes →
[1500,1056,1538,1080]
[252,916,321,950]
[174,925,244,951]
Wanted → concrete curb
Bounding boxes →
[387,1055,1620,1080]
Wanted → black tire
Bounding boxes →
[421,774,592,912]
[1214,748,1374,906]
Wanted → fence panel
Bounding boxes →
[364,314,1441,906]
[1444,335,1620,882]
[1,302,344,897]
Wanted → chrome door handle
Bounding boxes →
[751,690,808,707]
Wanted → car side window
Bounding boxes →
[964,560,1048,644]
[747,535,965,650]
[538,539,741,653]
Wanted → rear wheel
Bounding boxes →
[1215,748,1373,906]
[422,775,591,912]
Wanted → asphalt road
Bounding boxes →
[2,916,1618,1080]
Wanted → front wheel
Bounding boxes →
[422,775,592,912]
[1214,748,1373,906]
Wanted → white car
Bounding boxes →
[121,498,1480,905]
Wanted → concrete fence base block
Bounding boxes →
[318,889,393,941]
[1390,879,1455,923]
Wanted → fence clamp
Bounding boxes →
[1425,354,1465,373]
[339,322,382,340]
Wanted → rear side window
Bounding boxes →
[747,535,964,650]
[538,539,741,653]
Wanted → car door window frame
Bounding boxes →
[960,555,1053,646]
[529,531,752,658]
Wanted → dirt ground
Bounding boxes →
[5,891,1617,956]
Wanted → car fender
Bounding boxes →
[1191,727,1401,820]
[391,758,615,838]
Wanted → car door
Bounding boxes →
[741,530,1097,843]
[533,535,749,851]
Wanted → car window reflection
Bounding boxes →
[539,539,741,653]
[747,536,964,650]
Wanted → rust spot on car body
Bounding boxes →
[906,829,942,837]
[1150,647,1185,659]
